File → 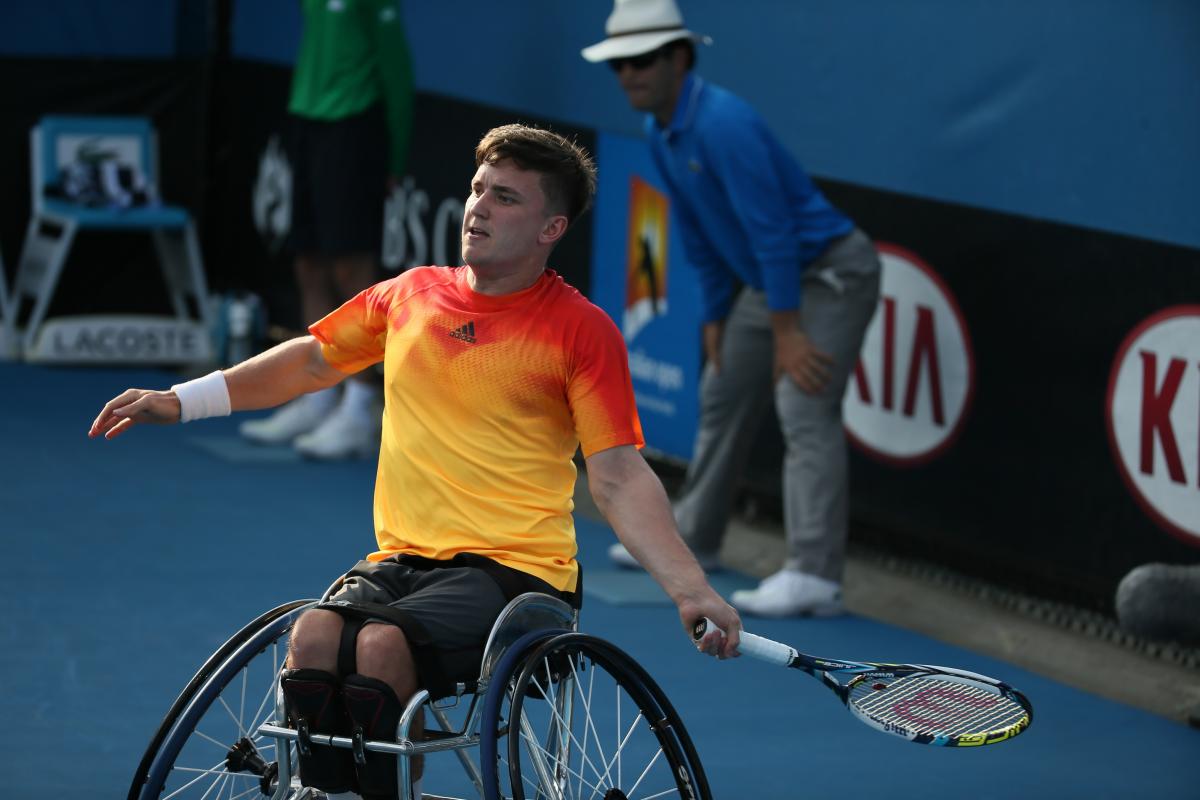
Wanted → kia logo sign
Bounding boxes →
[843,244,975,466]
[1106,305,1200,546]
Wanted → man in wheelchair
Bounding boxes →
[90,124,741,800]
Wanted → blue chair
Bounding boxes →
[8,116,213,363]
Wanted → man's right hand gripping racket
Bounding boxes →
[694,619,1033,747]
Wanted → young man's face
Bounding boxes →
[462,159,560,271]
[611,45,684,120]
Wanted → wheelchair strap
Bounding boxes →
[318,600,450,697]
[337,617,363,677]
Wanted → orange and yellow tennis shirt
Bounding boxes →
[309,266,644,592]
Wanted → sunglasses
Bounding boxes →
[608,48,666,72]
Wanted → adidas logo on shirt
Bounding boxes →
[449,321,477,343]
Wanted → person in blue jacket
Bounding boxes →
[584,0,881,617]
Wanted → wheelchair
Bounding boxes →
[128,588,710,800]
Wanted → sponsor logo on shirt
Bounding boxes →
[449,321,477,344]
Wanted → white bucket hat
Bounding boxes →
[580,0,711,63]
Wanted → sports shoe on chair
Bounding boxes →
[608,542,721,573]
[240,391,336,445]
[730,569,844,618]
[293,397,381,460]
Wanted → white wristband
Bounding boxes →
[171,370,231,423]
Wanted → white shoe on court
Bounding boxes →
[730,569,844,618]
[239,393,332,445]
[293,399,381,460]
[608,542,721,573]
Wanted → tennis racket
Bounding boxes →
[693,619,1033,747]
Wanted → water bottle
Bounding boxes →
[227,296,254,365]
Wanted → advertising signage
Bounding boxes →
[589,132,703,462]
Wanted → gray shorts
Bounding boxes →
[322,554,571,697]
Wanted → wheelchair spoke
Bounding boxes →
[160,757,231,800]
[220,646,283,742]
[571,666,595,800]
[510,734,603,800]
[592,711,647,800]
[639,786,684,800]
[613,677,619,794]
[624,746,665,800]
[569,666,621,800]
[518,651,672,800]
[569,653,638,798]
[226,784,262,800]
[165,662,286,796]
[217,694,249,738]
[136,604,316,800]
[502,637,708,800]
[192,727,234,751]
[239,664,247,741]
[199,769,228,800]
[167,759,266,800]
[244,657,284,734]
[527,669,608,793]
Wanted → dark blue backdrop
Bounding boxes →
[2,1,1196,248]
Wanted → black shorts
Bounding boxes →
[322,554,577,698]
[288,104,387,257]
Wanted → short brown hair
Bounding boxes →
[475,124,598,225]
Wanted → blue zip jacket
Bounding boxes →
[647,74,853,322]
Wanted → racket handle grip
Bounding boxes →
[692,618,796,667]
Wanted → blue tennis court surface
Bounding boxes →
[0,362,1195,797]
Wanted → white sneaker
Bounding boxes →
[608,542,721,572]
[730,569,844,618]
[293,399,381,460]
[240,390,338,445]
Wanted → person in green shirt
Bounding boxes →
[241,0,414,460]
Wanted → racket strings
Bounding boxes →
[850,675,1026,736]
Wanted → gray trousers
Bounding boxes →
[674,229,881,581]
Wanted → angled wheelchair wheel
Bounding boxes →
[129,600,315,800]
[483,632,710,800]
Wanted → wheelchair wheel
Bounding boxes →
[130,600,315,800]
[484,632,710,800]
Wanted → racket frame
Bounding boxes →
[694,620,1033,747]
